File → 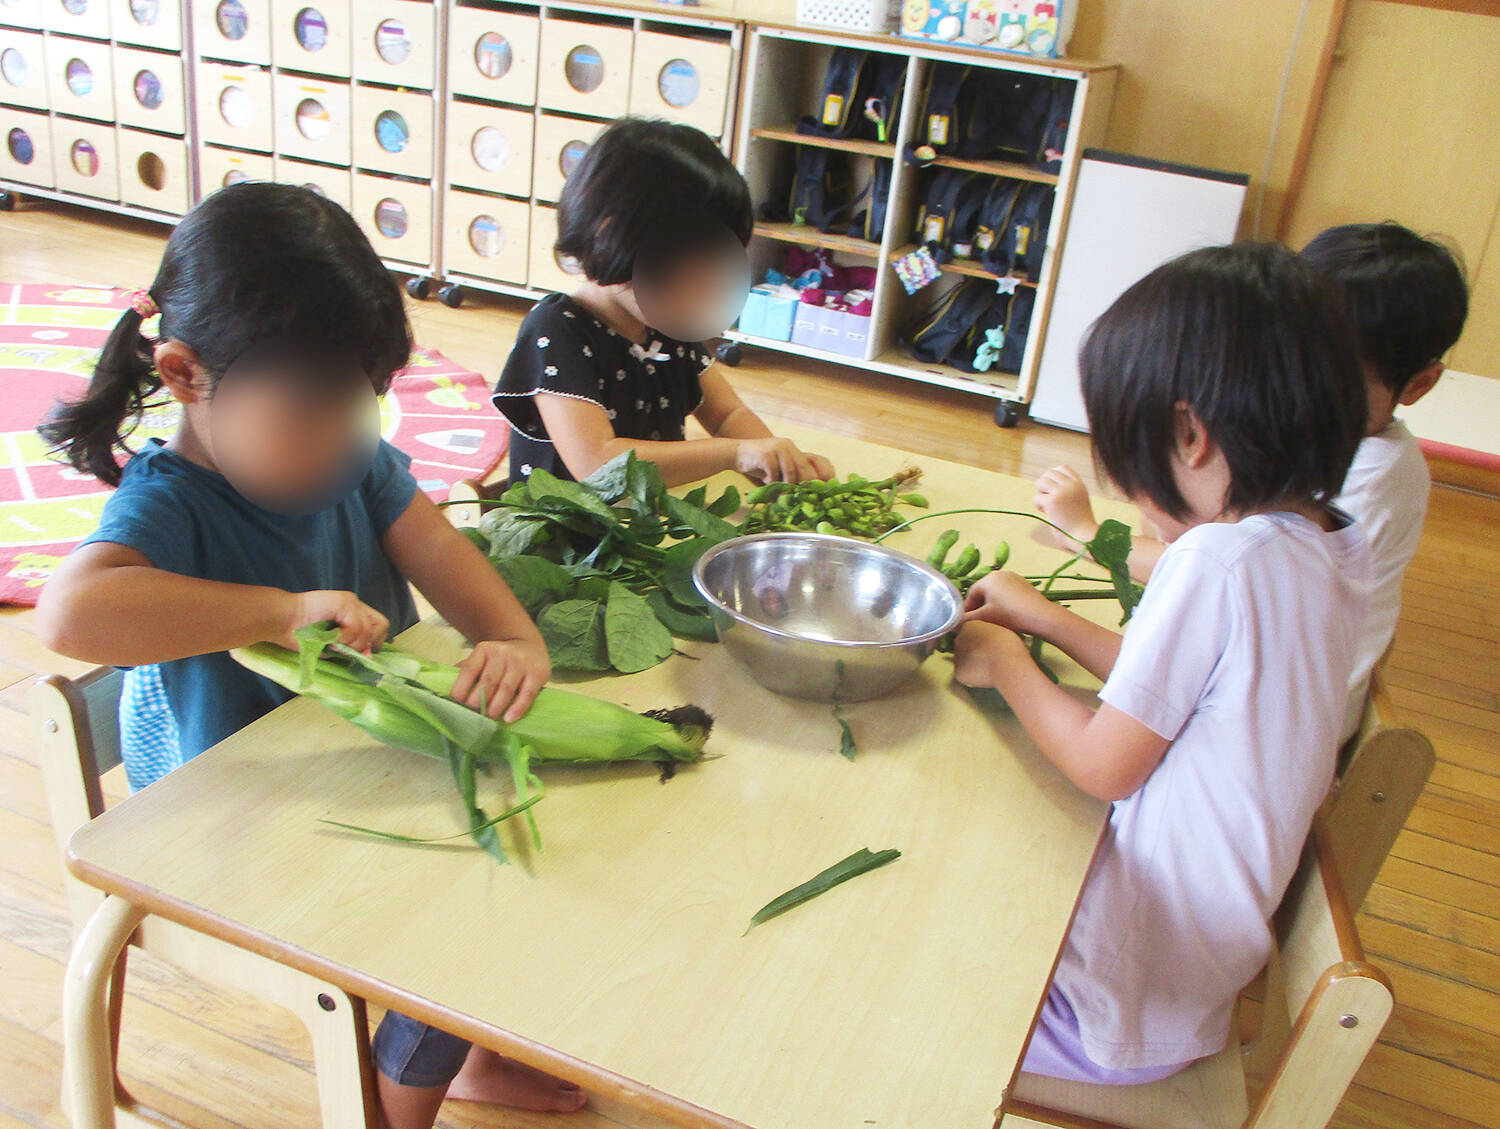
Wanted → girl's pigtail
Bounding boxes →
[38,304,163,487]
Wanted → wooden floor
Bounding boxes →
[0,202,1496,1129]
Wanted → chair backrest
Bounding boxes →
[29,668,126,927]
[1246,819,1393,1129]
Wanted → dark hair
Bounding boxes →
[1300,221,1468,396]
[555,117,753,286]
[1080,242,1367,521]
[40,183,411,485]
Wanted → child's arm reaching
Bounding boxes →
[381,492,550,722]
[1034,465,1166,583]
[964,571,1122,682]
[37,542,390,663]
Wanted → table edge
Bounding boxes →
[65,848,755,1129]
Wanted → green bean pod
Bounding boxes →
[926,529,960,568]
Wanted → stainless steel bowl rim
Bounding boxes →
[692,531,964,648]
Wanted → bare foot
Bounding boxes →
[445,1046,588,1112]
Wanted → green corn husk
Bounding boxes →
[230,626,713,862]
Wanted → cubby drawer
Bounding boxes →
[444,99,531,197]
[110,0,183,51]
[118,126,189,213]
[353,172,431,267]
[195,0,271,65]
[444,189,529,285]
[0,28,48,111]
[51,115,117,199]
[352,83,432,179]
[275,154,350,210]
[271,0,351,78]
[0,105,53,187]
[353,0,435,91]
[195,61,272,152]
[114,46,185,134]
[43,0,109,39]
[536,18,630,118]
[528,203,583,293]
[45,34,114,122]
[272,71,350,165]
[0,0,42,33]
[447,5,537,107]
[532,112,601,203]
[628,31,732,137]
[198,142,272,189]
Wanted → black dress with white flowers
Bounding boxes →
[492,293,715,485]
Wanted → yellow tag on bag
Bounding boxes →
[923,215,946,245]
[929,114,950,146]
[823,94,845,127]
[1014,225,1032,257]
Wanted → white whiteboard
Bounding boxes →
[1030,152,1249,431]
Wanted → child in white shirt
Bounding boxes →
[1034,222,1468,742]
[955,243,1372,1081]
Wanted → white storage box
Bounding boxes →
[353,0,435,91]
[352,83,431,179]
[198,142,271,189]
[447,4,537,106]
[0,0,43,33]
[444,99,531,197]
[43,0,110,39]
[194,0,271,65]
[271,0,351,78]
[627,30,732,137]
[443,188,528,285]
[118,126,189,213]
[796,0,898,34]
[45,34,114,122]
[114,46,185,134]
[353,171,431,266]
[50,114,117,198]
[195,61,272,151]
[272,71,350,165]
[110,0,183,52]
[532,112,601,203]
[0,105,54,187]
[275,154,350,210]
[537,17,631,118]
[0,28,48,111]
[528,203,584,293]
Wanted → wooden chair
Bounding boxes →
[31,670,378,1129]
[997,815,1394,1129]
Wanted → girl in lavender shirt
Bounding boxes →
[955,244,1373,1083]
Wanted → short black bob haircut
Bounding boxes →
[1300,221,1468,397]
[1080,242,1367,523]
[554,118,754,287]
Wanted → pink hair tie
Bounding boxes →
[127,289,159,318]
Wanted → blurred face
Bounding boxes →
[632,223,750,342]
[206,348,380,515]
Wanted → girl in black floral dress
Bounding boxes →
[493,118,833,488]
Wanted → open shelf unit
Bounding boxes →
[729,24,1117,407]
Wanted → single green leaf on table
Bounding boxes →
[489,555,575,618]
[705,484,741,518]
[746,847,902,933]
[646,589,718,642]
[682,484,709,509]
[538,599,611,671]
[604,582,676,673]
[318,791,543,846]
[834,703,858,761]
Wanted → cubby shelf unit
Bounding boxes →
[728,24,1117,407]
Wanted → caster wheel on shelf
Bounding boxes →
[716,341,743,366]
[405,276,432,300]
[438,283,464,309]
[994,401,1022,429]
[0,191,17,212]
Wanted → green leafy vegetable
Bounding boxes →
[746,847,902,933]
[834,704,857,761]
[603,582,675,673]
[538,599,610,671]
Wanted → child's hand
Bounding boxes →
[450,637,552,722]
[1035,465,1099,548]
[964,570,1056,637]
[734,438,834,484]
[953,620,1027,688]
[283,590,389,653]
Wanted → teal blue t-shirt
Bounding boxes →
[81,438,419,788]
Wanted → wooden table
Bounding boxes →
[65,429,1127,1129]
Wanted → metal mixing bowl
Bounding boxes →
[692,532,964,702]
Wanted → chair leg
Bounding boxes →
[63,896,149,1129]
[288,985,380,1129]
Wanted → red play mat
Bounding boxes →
[0,283,508,606]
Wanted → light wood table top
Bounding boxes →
[68,428,1130,1129]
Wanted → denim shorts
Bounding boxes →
[372,1010,472,1088]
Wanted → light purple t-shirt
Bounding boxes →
[1050,512,1372,1072]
